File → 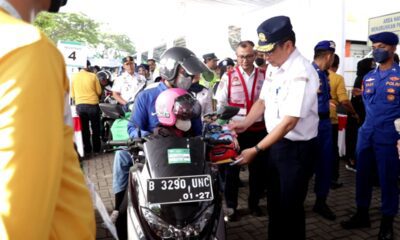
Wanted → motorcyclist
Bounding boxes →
[153,88,202,137]
[97,70,114,103]
[110,47,212,228]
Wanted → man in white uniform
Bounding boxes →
[230,16,319,240]
[112,56,146,111]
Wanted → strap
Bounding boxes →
[235,66,259,112]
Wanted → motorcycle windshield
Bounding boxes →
[143,136,206,177]
[143,136,210,227]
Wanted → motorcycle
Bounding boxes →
[108,106,239,240]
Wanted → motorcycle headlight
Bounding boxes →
[141,204,215,239]
[141,207,174,239]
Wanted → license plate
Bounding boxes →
[147,175,214,204]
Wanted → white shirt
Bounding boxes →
[214,66,256,109]
[193,87,213,117]
[260,48,319,141]
[150,68,160,82]
[111,71,146,102]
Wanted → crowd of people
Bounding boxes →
[1,0,400,240]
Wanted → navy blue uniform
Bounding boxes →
[356,64,400,216]
[312,62,333,199]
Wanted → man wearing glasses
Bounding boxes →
[230,16,319,239]
[215,40,267,221]
[112,56,146,111]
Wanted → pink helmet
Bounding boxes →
[155,88,201,129]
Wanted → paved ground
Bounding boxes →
[83,153,400,240]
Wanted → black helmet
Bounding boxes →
[159,47,213,82]
[48,0,68,13]
[97,70,112,82]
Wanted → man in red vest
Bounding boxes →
[215,40,267,220]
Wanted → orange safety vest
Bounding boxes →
[228,66,265,131]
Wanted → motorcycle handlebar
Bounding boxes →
[106,138,143,147]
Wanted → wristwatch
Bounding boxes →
[254,145,263,153]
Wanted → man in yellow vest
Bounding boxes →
[0,0,95,239]
[200,52,220,89]
[215,40,267,220]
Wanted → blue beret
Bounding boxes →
[314,40,336,52]
[256,16,294,52]
[369,32,399,46]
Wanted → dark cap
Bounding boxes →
[202,53,219,61]
[122,56,134,64]
[137,63,149,71]
[218,58,235,68]
[369,31,399,46]
[314,40,336,52]
[256,15,294,52]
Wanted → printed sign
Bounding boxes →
[57,41,88,67]
[368,12,400,45]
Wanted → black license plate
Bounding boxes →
[147,175,214,204]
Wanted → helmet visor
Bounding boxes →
[173,94,201,120]
[180,56,214,82]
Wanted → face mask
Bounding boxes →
[372,48,390,63]
[255,57,266,67]
[174,74,192,90]
[175,119,191,132]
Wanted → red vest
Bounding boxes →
[228,66,265,131]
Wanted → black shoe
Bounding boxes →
[313,202,336,220]
[249,206,264,217]
[341,212,370,229]
[331,181,343,189]
[225,209,239,222]
[378,216,394,240]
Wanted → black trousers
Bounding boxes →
[267,138,317,240]
[345,115,360,161]
[331,124,340,182]
[221,130,267,210]
[76,104,101,154]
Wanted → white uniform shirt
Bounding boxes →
[260,48,319,141]
[111,71,146,102]
[193,87,213,117]
[214,66,256,109]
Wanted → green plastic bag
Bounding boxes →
[110,112,131,140]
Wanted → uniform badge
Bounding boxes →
[258,32,267,42]
[365,77,375,82]
[390,76,400,81]
[365,89,372,93]
[232,77,241,86]
[387,94,395,101]
[387,88,396,94]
